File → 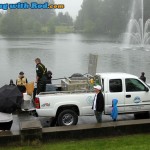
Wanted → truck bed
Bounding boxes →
[39,90,94,96]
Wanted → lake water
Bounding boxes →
[0,33,150,86]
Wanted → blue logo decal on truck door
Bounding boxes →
[86,96,94,105]
[134,96,141,103]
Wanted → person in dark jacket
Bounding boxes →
[0,112,13,131]
[35,58,47,94]
[140,72,146,82]
[92,85,104,123]
[46,70,52,84]
[9,79,16,86]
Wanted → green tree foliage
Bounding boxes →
[56,12,73,26]
[0,0,73,35]
[75,0,132,35]
[1,10,24,35]
[0,13,4,28]
[0,0,56,35]
[75,0,150,36]
[144,0,150,22]
[47,17,56,33]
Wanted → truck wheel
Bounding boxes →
[57,109,78,126]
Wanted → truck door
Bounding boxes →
[125,78,150,113]
[105,79,125,114]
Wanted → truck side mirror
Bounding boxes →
[145,87,149,92]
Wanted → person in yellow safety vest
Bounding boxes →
[16,71,28,93]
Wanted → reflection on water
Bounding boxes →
[0,34,150,86]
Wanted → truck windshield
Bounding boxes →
[125,78,146,92]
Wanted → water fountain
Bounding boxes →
[123,0,150,48]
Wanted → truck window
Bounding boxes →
[125,78,146,92]
[109,79,122,92]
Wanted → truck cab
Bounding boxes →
[96,73,150,116]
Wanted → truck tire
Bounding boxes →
[57,109,78,126]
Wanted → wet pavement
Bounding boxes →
[11,111,134,133]
[10,99,135,133]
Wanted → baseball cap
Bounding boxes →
[93,85,102,90]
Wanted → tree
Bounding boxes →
[0,0,57,35]
[75,0,134,36]
[1,10,24,35]
[56,12,73,26]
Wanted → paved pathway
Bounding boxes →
[11,100,135,132]
[11,112,134,133]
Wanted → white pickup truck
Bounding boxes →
[34,72,150,126]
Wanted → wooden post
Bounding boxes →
[88,54,98,76]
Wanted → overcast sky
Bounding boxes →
[0,0,83,19]
[55,0,83,19]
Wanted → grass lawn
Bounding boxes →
[55,26,74,33]
[1,134,150,150]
